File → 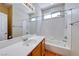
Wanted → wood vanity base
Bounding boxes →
[28,38,62,56]
[28,39,45,56]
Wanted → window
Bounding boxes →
[44,14,51,19]
[43,12,61,19]
[31,18,36,21]
[52,12,60,18]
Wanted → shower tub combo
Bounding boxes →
[45,38,71,56]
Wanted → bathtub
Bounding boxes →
[45,39,71,56]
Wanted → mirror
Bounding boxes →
[0,3,65,41]
[12,3,30,38]
[12,3,41,38]
[0,3,31,40]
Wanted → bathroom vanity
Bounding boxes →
[0,35,45,56]
[28,39,45,56]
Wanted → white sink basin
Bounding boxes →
[23,39,37,46]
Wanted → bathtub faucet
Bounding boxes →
[62,40,67,42]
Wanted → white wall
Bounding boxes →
[29,4,42,35]
[71,4,79,56]
[12,3,29,38]
[65,3,79,56]
[41,17,64,41]
[29,21,37,34]
[35,4,42,35]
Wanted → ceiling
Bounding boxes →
[38,3,55,9]
[37,3,64,10]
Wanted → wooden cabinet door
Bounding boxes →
[42,39,45,56]
[32,43,42,56]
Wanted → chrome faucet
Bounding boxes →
[23,38,28,41]
[62,40,67,42]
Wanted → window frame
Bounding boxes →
[43,14,52,20]
[43,11,61,20]
[30,17,36,22]
[51,12,61,18]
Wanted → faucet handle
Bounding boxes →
[62,40,67,42]
[26,32,29,34]
[64,36,67,39]
[23,38,28,41]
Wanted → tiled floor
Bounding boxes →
[45,50,62,56]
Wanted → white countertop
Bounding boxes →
[0,35,45,56]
